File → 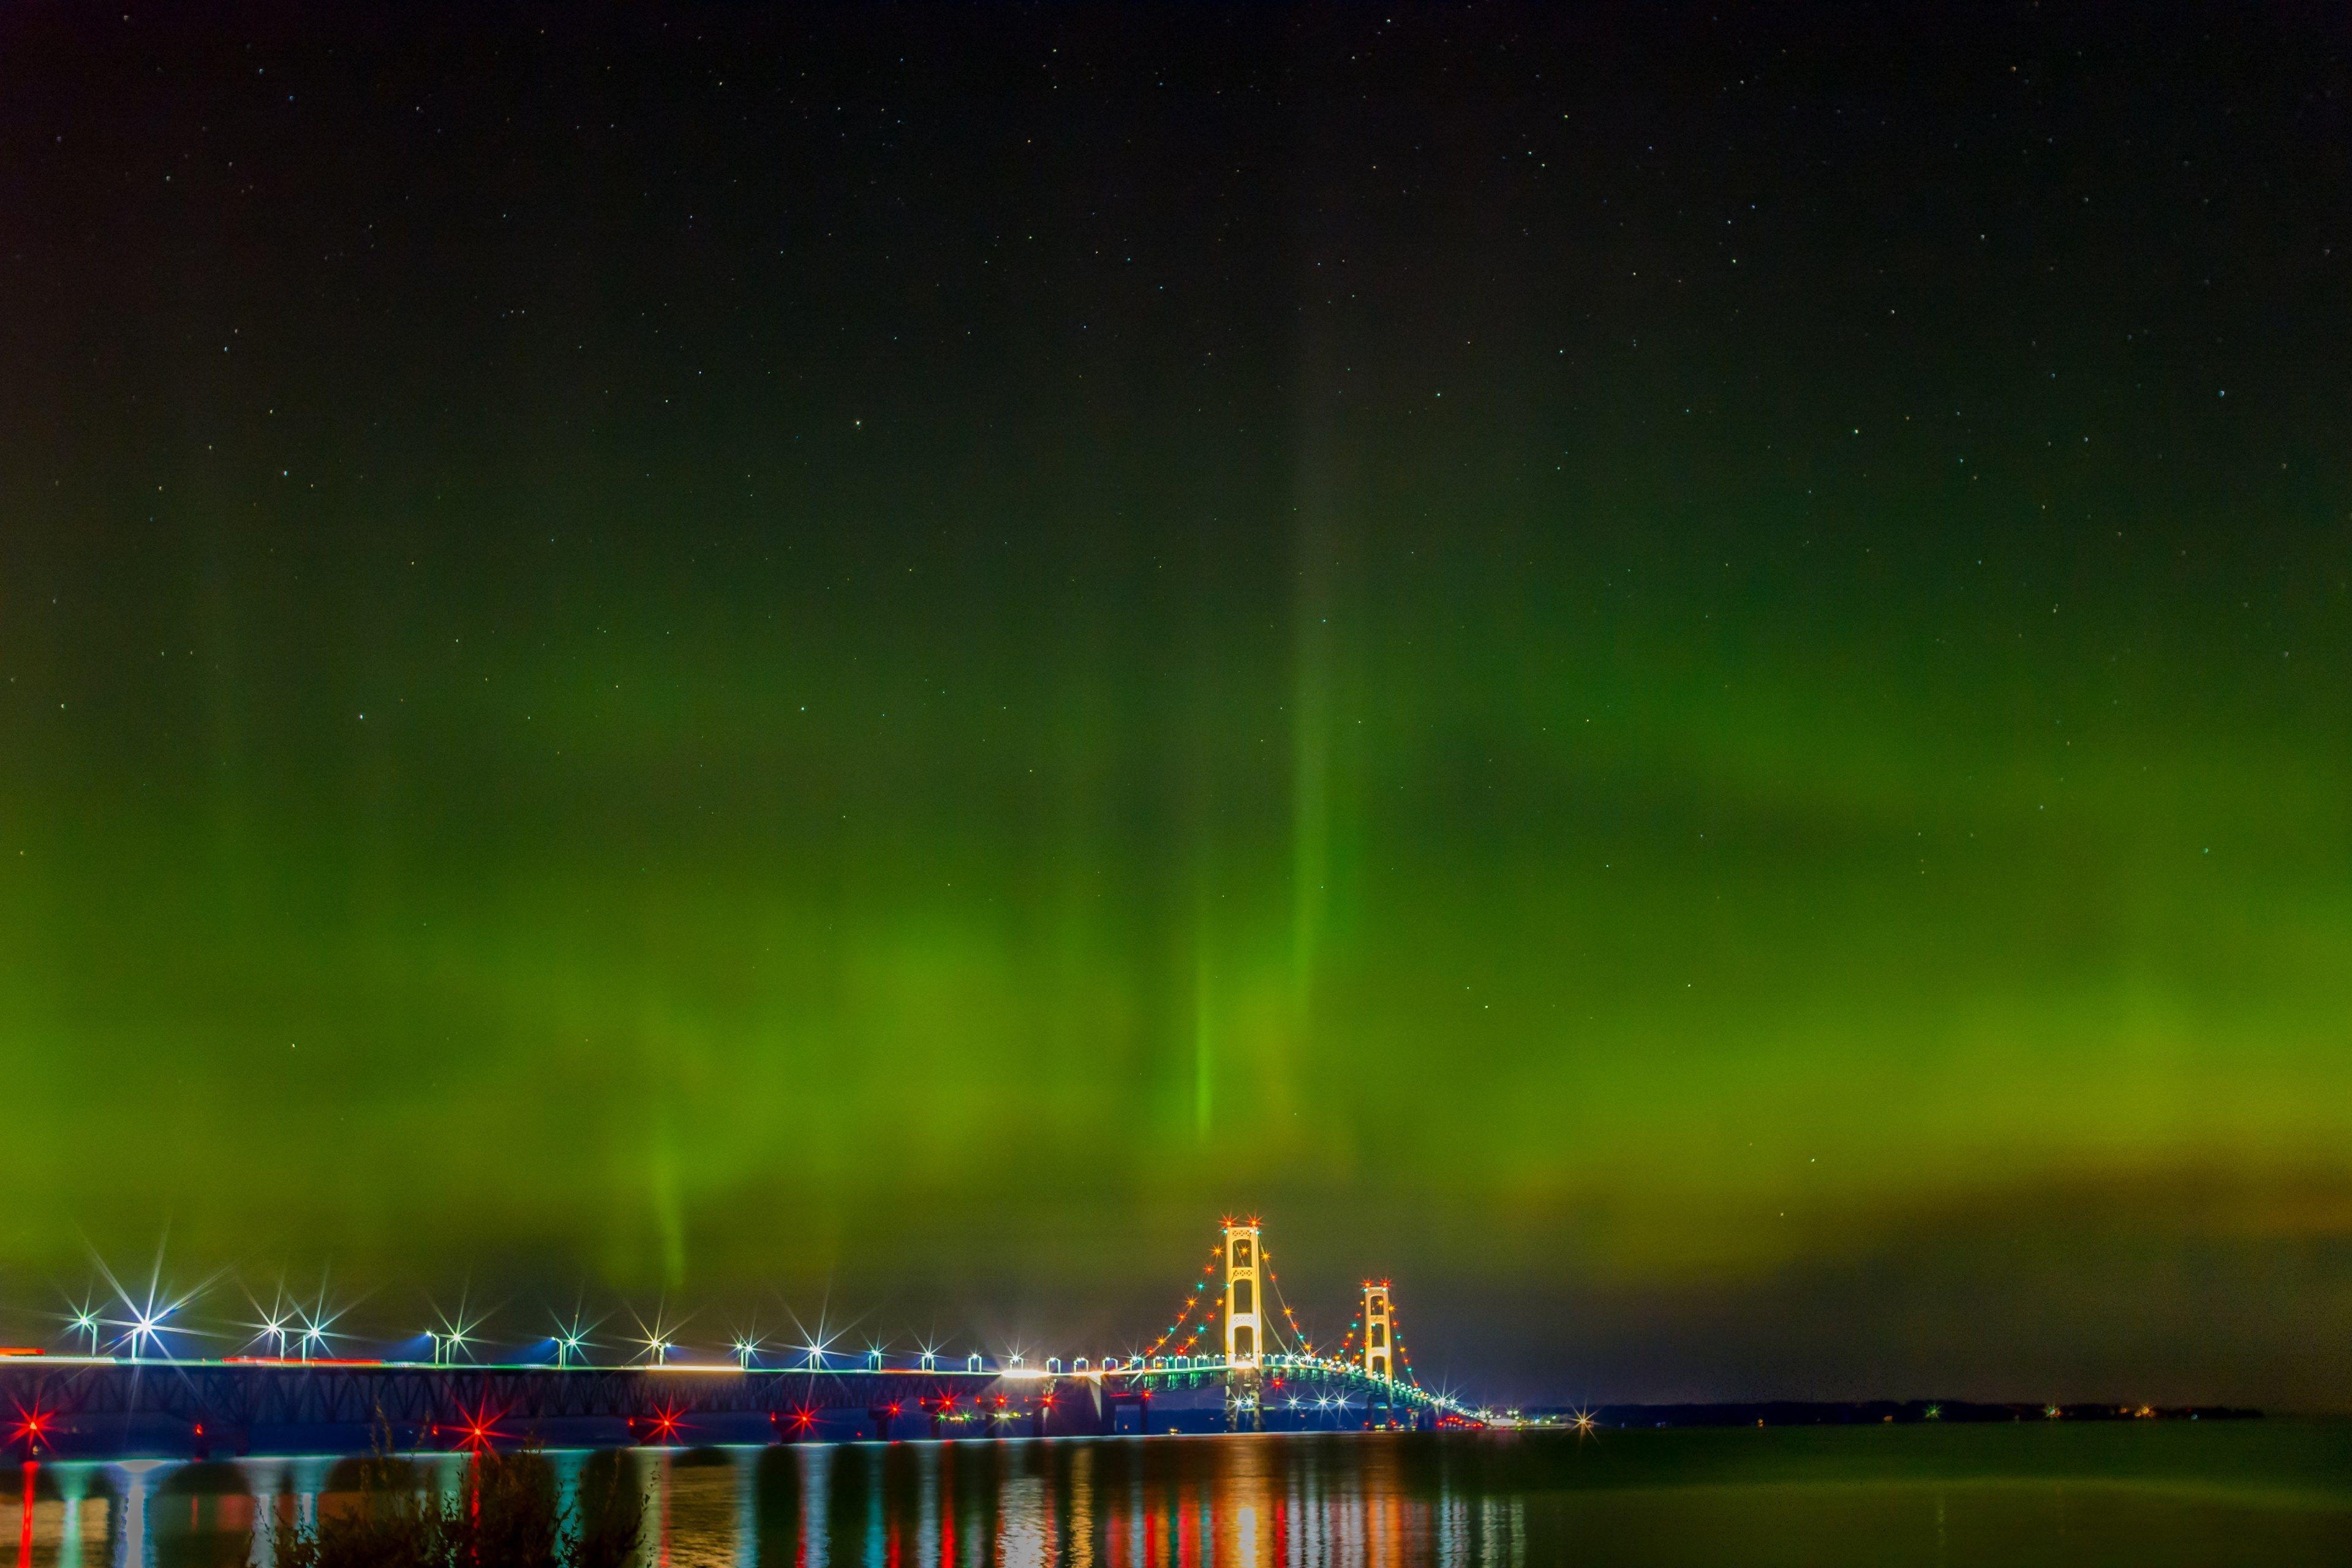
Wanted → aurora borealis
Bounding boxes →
[4,4,2351,1406]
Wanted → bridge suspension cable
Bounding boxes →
[1257,1245,1314,1358]
[1330,1315,1360,1370]
[1388,1297,1425,1390]
[1140,1238,1225,1362]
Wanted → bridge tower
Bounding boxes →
[1223,1217,1264,1430]
[1362,1281,1393,1381]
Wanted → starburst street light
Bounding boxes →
[116,1281,195,1360]
[628,1303,685,1367]
[431,1297,485,1367]
[244,1281,303,1359]
[90,1243,217,1363]
[288,1281,350,1365]
[785,1305,843,1371]
[731,1333,765,1370]
[67,1299,102,1356]
[128,1305,170,1358]
[550,1305,600,1370]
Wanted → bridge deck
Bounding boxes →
[1,1354,1452,1458]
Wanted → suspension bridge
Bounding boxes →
[2,1219,1479,1459]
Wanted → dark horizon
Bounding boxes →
[6,2,2352,1411]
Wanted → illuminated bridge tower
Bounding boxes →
[1362,1281,1393,1381]
[1223,1218,1264,1431]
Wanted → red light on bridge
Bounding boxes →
[0,1349,42,1358]
[453,1399,506,1450]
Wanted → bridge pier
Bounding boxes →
[1101,1389,1153,1436]
[1223,1371,1262,1433]
[193,1422,253,1458]
[867,1405,894,1442]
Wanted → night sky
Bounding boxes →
[4,4,2351,1407]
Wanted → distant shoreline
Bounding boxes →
[1514,1400,2261,1428]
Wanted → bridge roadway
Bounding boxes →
[1,1354,1460,1458]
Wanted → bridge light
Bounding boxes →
[552,1308,598,1369]
[128,1308,169,1359]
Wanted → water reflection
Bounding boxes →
[10,1427,2352,1567]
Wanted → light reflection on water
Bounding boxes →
[10,1427,2352,1568]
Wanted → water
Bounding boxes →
[10,1423,2352,1567]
